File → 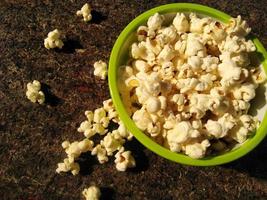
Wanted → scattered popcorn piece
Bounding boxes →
[91,144,108,164]
[93,60,108,80]
[101,131,125,156]
[56,158,80,175]
[76,3,92,22]
[26,80,45,104]
[44,29,64,49]
[114,147,136,171]
[82,185,101,200]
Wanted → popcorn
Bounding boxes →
[65,139,94,162]
[173,13,189,33]
[44,29,64,49]
[218,59,242,87]
[189,13,211,33]
[118,12,262,159]
[226,15,251,37]
[185,140,210,159]
[93,60,108,80]
[157,44,176,63]
[185,33,206,57]
[114,147,136,171]
[76,3,92,22]
[56,158,80,175]
[205,114,236,138]
[147,13,165,31]
[233,83,256,102]
[133,59,151,72]
[188,56,202,71]
[167,121,200,152]
[158,25,178,44]
[91,144,108,164]
[101,131,125,156]
[82,185,101,200]
[26,80,45,104]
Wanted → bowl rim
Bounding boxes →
[108,3,267,166]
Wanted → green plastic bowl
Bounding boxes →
[109,3,267,166]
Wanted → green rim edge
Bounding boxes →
[108,3,267,166]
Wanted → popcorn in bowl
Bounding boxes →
[118,12,265,159]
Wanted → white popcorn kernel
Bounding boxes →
[145,37,163,55]
[101,131,125,156]
[185,33,206,57]
[188,56,202,71]
[147,121,161,137]
[232,99,250,113]
[185,140,210,159]
[82,185,101,200]
[131,42,155,63]
[205,113,236,138]
[239,114,258,132]
[189,13,211,33]
[173,13,189,33]
[44,29,64,49]
[147,13,165,31]
[250,68,266,85]
[226,15,251,37]
[158,25,178,44]
[167,121,200,149]
[174,40,187,55]
[93,60,108,80]
[160,61,175,80]
[201,56,219,72]
[233,83,256,102]
[145,96,161,113]
[93,123,107,135]
[65,139,94,162]
[132,60,151,72]
[76,3,92,22]
[26,80,45,104]
[118,122,133,141]
[56,158,80,175]
[114,147,136,171]
[132,108,152,131]
[157,44,176,63]
[231,126,249,143]
[78,121,95,138]
[137,25,150,41]
[93,108,106,123]
[91,144,108,164]
[176,78,198,93]
[218,59,242,87]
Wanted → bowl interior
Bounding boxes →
[109,3,267,166]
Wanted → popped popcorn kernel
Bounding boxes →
[93,60,108,80]
[76,3,92,22]
[82,185,101,200]
[26,80,45,104]
[114,147,136,171]
[44,29,64,49]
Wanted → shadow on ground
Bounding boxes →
[223,138,267,180]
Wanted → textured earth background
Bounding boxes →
[1,0,267,199]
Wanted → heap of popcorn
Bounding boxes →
[118,13,265,159]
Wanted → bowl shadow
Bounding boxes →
[222,138,267,180]
[100,187,115,200]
